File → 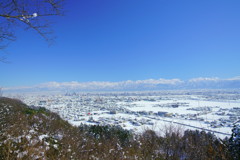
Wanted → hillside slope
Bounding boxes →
[0,97,232,160]
[0,97,80,159]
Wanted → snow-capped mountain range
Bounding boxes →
[3,77,240,92]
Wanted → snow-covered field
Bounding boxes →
[17,90,240,139]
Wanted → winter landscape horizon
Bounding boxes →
[1,1,240,159]
[2,76,240,94]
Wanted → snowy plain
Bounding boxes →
[16,90,240,139]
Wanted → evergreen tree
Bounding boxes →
[229,123,240,160]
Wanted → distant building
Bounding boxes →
[158,111,168,117]
[149,111,154,115]
[39,100,47,106]
[88,117,94,122]
[172,104,179,108]
[137,111,148,115]
[110,110,117,114]
[165,113,173,117]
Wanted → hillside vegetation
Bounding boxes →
[0,97,235,160]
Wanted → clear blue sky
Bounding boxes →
[1,0,240,87]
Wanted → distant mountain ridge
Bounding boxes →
[3,77,240,93]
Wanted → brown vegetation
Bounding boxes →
[0,97,233,160]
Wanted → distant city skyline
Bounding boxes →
[1,1,240,87]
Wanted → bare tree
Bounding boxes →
[0,0,64,61]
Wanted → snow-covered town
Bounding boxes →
[9,90,239,139]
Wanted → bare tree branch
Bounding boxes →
[0,0,65,55]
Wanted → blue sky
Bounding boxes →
[1,0,240,87]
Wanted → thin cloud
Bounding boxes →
[36,78,183,90]
[2,77,240,92]
[188,77,220,83]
